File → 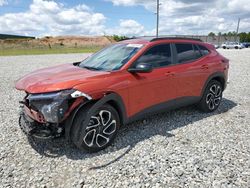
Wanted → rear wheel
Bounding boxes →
[198,80,223,112]
[235,46,238,49]
[222,46,226,49]
[70,104,120,152]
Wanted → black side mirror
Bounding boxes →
[128,63,153,73]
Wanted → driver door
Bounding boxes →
[127,43,177,116]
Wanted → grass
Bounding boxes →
[0,46,101,56]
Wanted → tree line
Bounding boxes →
[208,32,250,42]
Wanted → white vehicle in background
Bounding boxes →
[214,44,219,49]
[221,42,244,49]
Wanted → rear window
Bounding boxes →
[198,45,210,56]
[175,43,200,64]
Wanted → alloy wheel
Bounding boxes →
[206,84,222,110]
[83,110,117,148]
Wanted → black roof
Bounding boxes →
[135,36,203,42]
[150,37,202,42]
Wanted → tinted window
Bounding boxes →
[175,43,199,64]
[135,44,172,68]
[198,45,209,56]
[194,45,202,58]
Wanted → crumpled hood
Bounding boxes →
[15,63,109,93]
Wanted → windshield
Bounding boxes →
[79,43,143,71]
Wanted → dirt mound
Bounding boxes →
[40,36,114,46]
[0,36,115,49]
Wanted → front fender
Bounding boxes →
[64,93,127,142]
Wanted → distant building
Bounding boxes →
[0,34,35,40]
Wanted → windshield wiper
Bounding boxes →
[82,66,102,71]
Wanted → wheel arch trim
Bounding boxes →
[64,92,128,142]
[201,72,226,97]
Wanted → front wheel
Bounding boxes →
[70,104,120,152]
[198,80,223,112]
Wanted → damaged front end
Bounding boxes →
[19,89,91,139]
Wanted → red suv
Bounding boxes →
[16,37,229,152]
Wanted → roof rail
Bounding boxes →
[150,37,202,42]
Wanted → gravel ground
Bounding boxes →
[0,49,250,188]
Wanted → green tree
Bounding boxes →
[239,32,247,42]
[112,35,129,42]
[208,32,216,37]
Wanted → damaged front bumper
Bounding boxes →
[18,89,91,139]
[19,109,63,139]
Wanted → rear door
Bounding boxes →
[171,43,210,98]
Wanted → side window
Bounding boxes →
[135,44,172,68]
[198,45,210,56]
[194,45,202,59]
[175,43,199,64]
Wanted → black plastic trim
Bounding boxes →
[127,96,200,123]
[150,37,202,42]
[201,72,226,96]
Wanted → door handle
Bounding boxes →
[165,72,175,76]
[201,64,209,69]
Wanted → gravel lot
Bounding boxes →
[0,49,250,188]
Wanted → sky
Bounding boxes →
[0,0,250,37]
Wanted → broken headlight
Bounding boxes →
[27,89,91,123]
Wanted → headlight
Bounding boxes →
[27,90,91,123]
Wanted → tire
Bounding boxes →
[222,46,226,49]
[198,80,223,112]
[70,104,120,152]
[235,46,238,49]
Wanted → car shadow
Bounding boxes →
[27,98,237,169]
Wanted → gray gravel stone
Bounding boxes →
[0,49,250,187]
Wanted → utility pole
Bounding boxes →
[236,18,240,42]
[236,18,240,34]
[156,0,159,37]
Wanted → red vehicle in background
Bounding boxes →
[16,37,229,152]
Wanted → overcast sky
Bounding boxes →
[0,0,249,37]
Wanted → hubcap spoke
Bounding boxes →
[83,129,97,147]
[214,97,221,105]
[86,116,100,129]
[103,120,116,135]
[210,85,216,95]
[206,93,213,104]
[99,110,112,126]
[215,86,222,97]
[96,134,110,148]
[209,99,215,110]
